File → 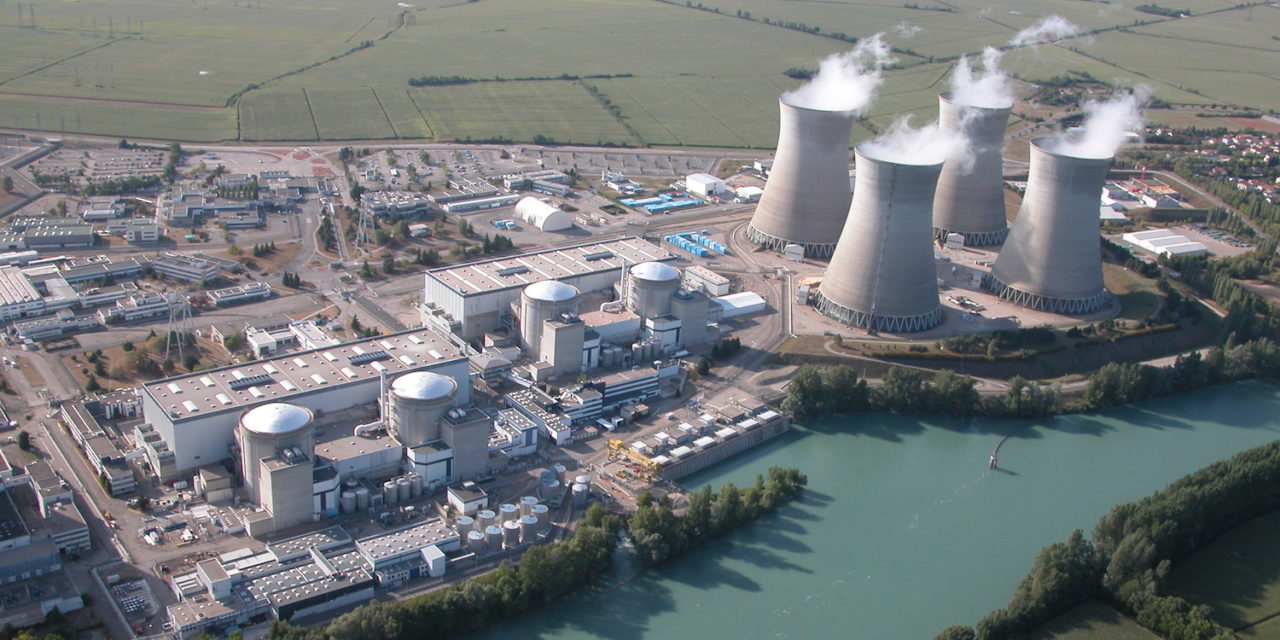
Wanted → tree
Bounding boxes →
[182,354,200,371]
[17,431,30,451]
[85,376,102,392]
[223,331,245,352]
[382,254,396,274]
[0,176,12,194]
[695,356,711,376]
[350,184,366,201]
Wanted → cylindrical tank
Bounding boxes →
[455,515,475,534]
[520,496,539,517]
[519,515,538,543]
[502,519,521,548]
[340,491,357,514]
[520,280,581,361]
[467,529,486,553]
[626,262,680,319]
[409,473,424,498]
[746,97,856,258]
[816,145,946,333]
[574,474,591,486]
[932,92,1013,246]
[397,477,412,503]
[383,481,399,506]
[539,470,556,482]
[540,479,560,502]
[237,403,315,503]
[389,371,458,448]
[355,487,370,512]
[499,503,519,523]
[484,525,502,549]
[986,137,1113,314]
[552,464,568,483]
[478,509,497,529]
[531,503,550,523]
[571,483,589,508]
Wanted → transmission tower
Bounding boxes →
[164,292,193,363]
[355,205,374,250]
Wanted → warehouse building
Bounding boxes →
[420,236,674,338]
[685,173,726,197]
[514,197,572,232]
[207,281,274,306]
[152,252,233,283]
[139,327,470,478]
[1122,228,1209,257]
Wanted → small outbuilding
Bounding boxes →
[686,173,726,197]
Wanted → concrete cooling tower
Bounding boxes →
[815,146,945,333]
[932,92,1011,246]
[746,97,855,258]
[983,137,1113,314]
[389,371,458,447]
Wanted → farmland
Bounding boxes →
[1023,602,1160,640]
[0,0,1276,146]
[1163,508,1280,633]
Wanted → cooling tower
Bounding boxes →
[815,146,945,333]
[984,137,1112,314]
[932,92,1011,246]
[746,97,855,258]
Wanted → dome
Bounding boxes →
[523,280,579,303]
[631,261,680,282]
[391,371,458,401]
[241,403,312,435]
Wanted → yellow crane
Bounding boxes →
[607,439,662,481]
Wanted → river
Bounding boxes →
[474,380,1280,640]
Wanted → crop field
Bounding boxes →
[1164,508,1280,632]
[1023,601,1160,640]
[0,0,1274,145]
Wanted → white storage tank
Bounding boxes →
[383,481,399,506]
[355,487,370,511]
[484,524,503,549]
[499,503,519,523]
[626,262,681,319]
[520,280,582,361]
[519,515,538,543]
[237,402,316,503]
[531,503,550,521]
[502,519,521,548]
[520,496,539,517]
[389,371,459,448]
[397,477,412,503]
[574,474,591,486]
[478,509,497,529]
[468,529,487,553]
[572,482,589,507]
[340,491,357,514]
[455,515,475,534]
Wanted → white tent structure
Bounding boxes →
[515,197,572,232]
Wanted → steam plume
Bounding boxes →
[894,22,922,39]
[1047,88,1148,159]
[949,47,1013,109]
[782,34,893,113]
[860,115,969,167]
[1008,15,1080,47]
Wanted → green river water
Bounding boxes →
[475,380,1280,639]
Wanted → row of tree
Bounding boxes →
[939,438,1280,639]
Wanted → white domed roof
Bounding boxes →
[631,261,680,282]
[241,403,312,435]
[391,371,458,401]
[523,280,579,302]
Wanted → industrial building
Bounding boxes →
[420,236,675,338]
[817,145,946,333]
[931,92,1012,246]
[685,173,726,197]
[0,218,96,251]
[138,327,470,479]
[207,281,274,306]
[359,191,434,218]
[152,252,234,283]
[746,97,855,258]
[1122,228,1208,257]
[162,191,265,228]
[985,138,1114,314]
[513,197,573,232]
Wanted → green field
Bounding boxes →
[0,0,1275,144]
[1024,601,1160,640]
[1164,508,1280,632]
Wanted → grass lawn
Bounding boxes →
[1164,508,1280,631]
[1102,263,1163,320]
[1023,601,1160,640]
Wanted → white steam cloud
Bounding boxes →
[782,33,894,113]
[859,115,970,167]
[894,22,922,39]
[949,47,1013,109]
[1047,87,1148,159]
[1008,15,1080,47]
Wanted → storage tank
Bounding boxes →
[932,92,1012,246]
[520,515,538,543]
[383,480,399,506]
[389,371,458,448]
[237,403,315,503]
[397,477,412,503]
[985,137,1113,314]
[746,97,856,258]
[539,470,556,482]
[531,503,550,522]
[626,262,680,319]
[574,474,591,486]
[552,464,568,483]
[467,529,486,553]
[499,503,519,523]
[520,496,539,517]
[484,525,502,549]
[540,479,561,502]
[520,280,581,361]
[409,473,423,498]
[355,487,370,512]
[571,483,589,508]
[816,145,946,333]
[502,519,521,548]
[340,491,357,514]
[478,509,497,529]
[455,515,475,534]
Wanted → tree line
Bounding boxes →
[936,438,1280,639]
[408,72,633,87]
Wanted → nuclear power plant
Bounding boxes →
[931,92,1012,246]
[983,137,1114,314]
[816,145,947,332]
[746,97,856,258]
